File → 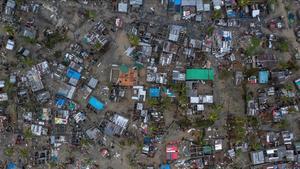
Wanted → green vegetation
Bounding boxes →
[211,10,222,20]
[161,97,172,109]
[53,51,62,58]
[284,83,294,91]
[4,147,14,157]
[208,104,223,122]
[249,134,261,151]
[278,60,299,71]
[128,34,140,46]
[206,26,215,36]
[237,0,251,7]
[275,119,290,129]
[4,79,14,96]
[177,117,192,129]
[247,116,260,128]
[19,148,29,158]
[21,57,35,67]
[146,98,160,107]
[24,128,33,139]
[244,68,259,77]
[149,122,159,133]
[219,69,231,80]
[16,0,25,5]
[170,83,188,108]
[44,31,67,49]
[267,0,277,4]
[277,40,289,52]
[85,10,97,19]
[94,42,103,50]
[229,116,247,144]
[23,37,37,44]
[245,37,261,56]
[194,118,214,128]
[197,130,206,145]
[4,25,15,36]
[80,138,91,147]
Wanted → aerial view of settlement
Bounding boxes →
[1,0,300,168]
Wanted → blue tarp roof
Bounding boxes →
[7,162,16,169]
[56,98,65,107]
[259,71,269,84]
[149,87,160,97]
[174,0,181,5]
[88,96,104,111]
[160,164,171,169]
[66,68,81,80]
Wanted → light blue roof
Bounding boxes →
[88,97,104,111]
[259,71,269,84]
[149,88,160,97]
[66,68,81,80]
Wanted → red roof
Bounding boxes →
[166,144,179,160]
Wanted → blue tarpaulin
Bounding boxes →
[174,0,181,5]
[149,88,160,97]
[7,162,16,169]
[259,71,269,84]
[66,68,81,80]
[160,164,171,169]
[56,98,65,107]
[88,96,104,111]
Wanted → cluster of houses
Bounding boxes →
[0,0,300,168]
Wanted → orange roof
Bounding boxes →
[117,69,137,87]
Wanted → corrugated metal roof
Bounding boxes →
[186,68,214,80]
[181,0,196,6]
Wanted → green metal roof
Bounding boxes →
[119,64,129,73]
[186,68,214,80]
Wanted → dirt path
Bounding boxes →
[274,0,299,49]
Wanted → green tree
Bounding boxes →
[237,0,251,7]
[219,69,231,80]
[146,98,160,107]
[245,37,261,56]
[85,10,96,19]
[94,42,103,50]
[177,118,192,129]
[19,148,29,158]
[212,10,222,20]
[24,128,33,140]
[4,147,14,157]
[194,118,214,128]
[277,40,289,52]
[161,97,172,109]
[4,25,15,36]
[207,26,215,36]
[128,35,140,46]
[44,31,67,49]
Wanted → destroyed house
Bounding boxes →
[33,150,50,165]
[36,91,51,104]
[27,70,44,92]
[101,114,129,136]
[4,0,16,15]
[57,83,76,100]
[250,151,265,165]
[22,27,37,39]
